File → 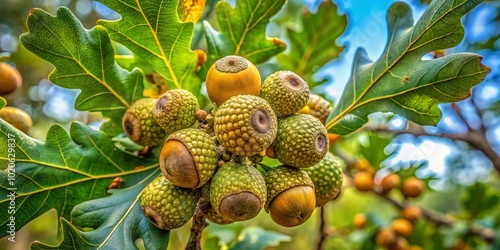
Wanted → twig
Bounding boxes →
[186,197,211,250]
[363,121,500,174]
[317,207,328,250]
[374,190,495,243]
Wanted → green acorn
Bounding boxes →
[303,152,344,207]
[259,71,310,117]
[274,114,329,168]
[210,162,267,222]
[141,176,199,230]
[214,95,277,157]
[206,207,233,225]
[159,128,217,189]
[122,98,167,146]
[153,89,200,134]
[265,165,316,227]
[298,94,333,124]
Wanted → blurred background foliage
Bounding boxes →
[1,0,499,249]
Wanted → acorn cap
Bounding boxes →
[259,71,309,117]
[210,162,267,222]
[122,98,167,146]
[206,207,233,225]
[264,165,315,211]
[0,106,32,134]
[153,89,199,134]
[214,95,277,157]
[302,94,333,124]
[304,152,344,207]
[160,128,217,189]
[206,55,261,106]
[274,114,329,168]
[141,176,199,230]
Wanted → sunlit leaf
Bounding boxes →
[201,0,287,76]
[326,0,490,135]
[98,0,203,100]
[20,7,145,136]
[0,121,157,238]
[277,0,347,89]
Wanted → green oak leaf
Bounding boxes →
[325,0,490,135]
[0,97,5,109]
[201,0,287,76]
[98,0,202,99]
[0,120,158,238]
[277,0,347,89]
[228,227,291,250]
[31,170,168,250]
[20,7,145,136]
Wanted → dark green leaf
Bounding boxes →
[326,0,490,135]
[461,182,500,219]
[277,1,347,89]
[98,0,203,99]
[31,170,167,250]
[0,121,157,238]
[20,7,145,136]
[201,0,287,75]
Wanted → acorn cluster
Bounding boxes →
[350,159,427,250]
[127,55,343,230]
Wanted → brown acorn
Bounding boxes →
[401,177,425,198]
[353,171,374,192]
[0,107,32,134]
[376,228,397,247]
[159,128,217,189]
[0,62,22,95]
[391,218,413,237]
[381,173,401,192]
[401,205,422,222]
[265,165,316,227]
[205,55,261,106]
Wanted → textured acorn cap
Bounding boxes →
[298,94,333,124]
[210,162,266,222]
[260,71,309,117]
[153,89,199,134]
[264,165,316,227]
[214,95,277,156]
[160,128,217,189]
[206,207,233,225]
[303,152,344,206]
[122,98,167,146]
[206,55,261,106]
[141,176,199,230]
[0,107,32,134]
[274,114,329,168]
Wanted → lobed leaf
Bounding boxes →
[0,121,158,238]
[20,7,145,136]
[326,0,490,135]
[98,0,202,99]
[277,1,347,89]
[202,0,287,75]
[31,170,168,250]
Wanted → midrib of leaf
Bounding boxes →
[0,164,158,204]
[97,169,159,249]
[295,31,321,76]
[32,14,131,109]
[135,0,181,89]
[325,2,465,130]
[232,0,281,55]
